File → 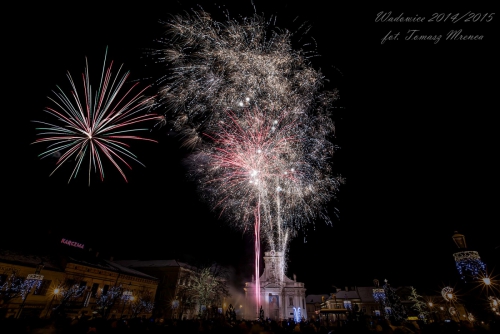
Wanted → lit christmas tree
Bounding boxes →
[382,279,407,324]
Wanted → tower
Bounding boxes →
[243,250,306,321]
[452,231,487,283]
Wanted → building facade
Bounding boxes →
[0,246,158,320]
[114,259,199,320]
[308,285,470,326]
[244,251,307,321]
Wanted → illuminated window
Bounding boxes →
[374,310,381,316]
[343,300,352,309]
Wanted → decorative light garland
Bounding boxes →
[372,288,385,302]
[453,251,486,282]
[441,286,454,301]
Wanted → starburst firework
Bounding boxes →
[33,48,161,185]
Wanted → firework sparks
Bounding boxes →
[187,106,341,311]
[32,48,161,185]
[154,9,343,314]
[152,10,338,146]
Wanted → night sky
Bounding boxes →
[6,1,499,295]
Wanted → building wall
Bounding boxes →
[63,261,158,319]
[244,251,307,321]
[0,260,65,319]
[0,253,158,320]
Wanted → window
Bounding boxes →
[34,279,51,296]
[289,297,293,306]
[374,310,381,316]
[343,300,352,310]
[102,284,109,295]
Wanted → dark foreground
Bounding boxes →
[0,317,498,334]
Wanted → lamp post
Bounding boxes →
[16,261,44,319]
[44,287,61,318]
[171,297,180,319]
[428,302,437,323]
[121,291,133,318]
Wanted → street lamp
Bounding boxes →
[428,302,437,323]
[16,261,45,319]
[171,297,180,319]
[44,287,61,318]
[121,291,134,318]
[441,287,459,322]
[452,231,467,249]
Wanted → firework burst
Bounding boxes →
[32,48,161,185]
[154,8,343,313]
[152,9,337,147]
[187,105,342,309]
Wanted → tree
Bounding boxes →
[0,270,26,305]
[179,263,231,319]
[130,289,155,318]
[408,286,428,323]
[95,285,124,319]
[382,279,407,324]
[50,279,86,319]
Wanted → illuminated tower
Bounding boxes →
[243,250,306,321]
[452,231,487,283]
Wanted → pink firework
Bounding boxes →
[188,106,340,314]
[32,48,162,185]
[156,9,342,316]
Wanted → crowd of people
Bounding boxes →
[0,314,497,333]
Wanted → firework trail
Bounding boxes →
[32,47,161,185]
[187,106,341,311]
[154,9,342,314]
